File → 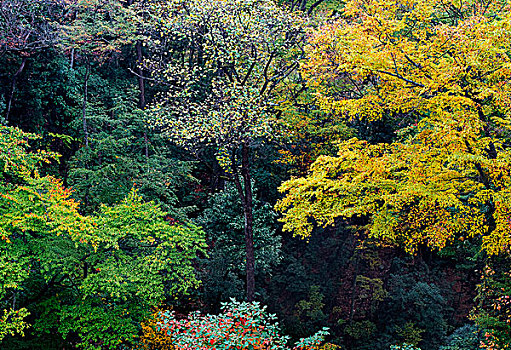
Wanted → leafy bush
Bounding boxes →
[142,299,329,349]
[390,344,421,350]
[439,324,481,350]
[472,265,511,350]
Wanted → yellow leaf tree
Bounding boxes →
[277,0,511,256]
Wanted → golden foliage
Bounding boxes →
[137,308,175,350]
[277,0,511,256]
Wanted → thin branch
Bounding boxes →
[375,69,425,87]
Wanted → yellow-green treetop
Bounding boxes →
[277,0,511,256]
[57,0,142,59]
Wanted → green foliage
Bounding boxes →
[57,302,140,350]
[0,308,30,342]
[356,275,387,302]
[154,299,329,349]
[0,126,206,348]
[375,259,449,350]
[395,322,424,347]
[390,344,421,350]
[92,190,206,298]
[439,324,482,350]
[68,88,194,216]
[31,190,207,349]
[0,49,82,138]
[344,320,377,340]
[266,224,353,340]
[295,286,327,325]
[196,182,282,302]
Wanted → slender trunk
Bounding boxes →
[70,48,75,70]
[136,40,149,160]
[83,262,88,279]
[241,143,255,301]
[82,63,90,147]
[80,62,91,211]
[136,41,146,109]
[231,144,256,302]
[5,57,27,122]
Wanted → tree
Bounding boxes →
[0,125,93,343]
[196,182,282,304]
[56,0,141,147]
[0,126,206,348]
[40,190,206,349]
[146,0,304,301]
[0,0,63,122]
[277,0,511,256]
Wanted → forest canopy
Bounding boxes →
[1,0,510,349]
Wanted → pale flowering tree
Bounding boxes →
[145,0,305,301]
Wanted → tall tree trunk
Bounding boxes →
[136,41,146,109]
[136,40,149,159]
[231,143,256,302]
[241,142,256,301]
[82,62,90,147]
[70,48,75,70]
[5,57,27,122]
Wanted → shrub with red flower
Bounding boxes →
[150,299,329,349]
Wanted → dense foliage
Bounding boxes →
[144,299,329,349]
[1,0,510,349]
